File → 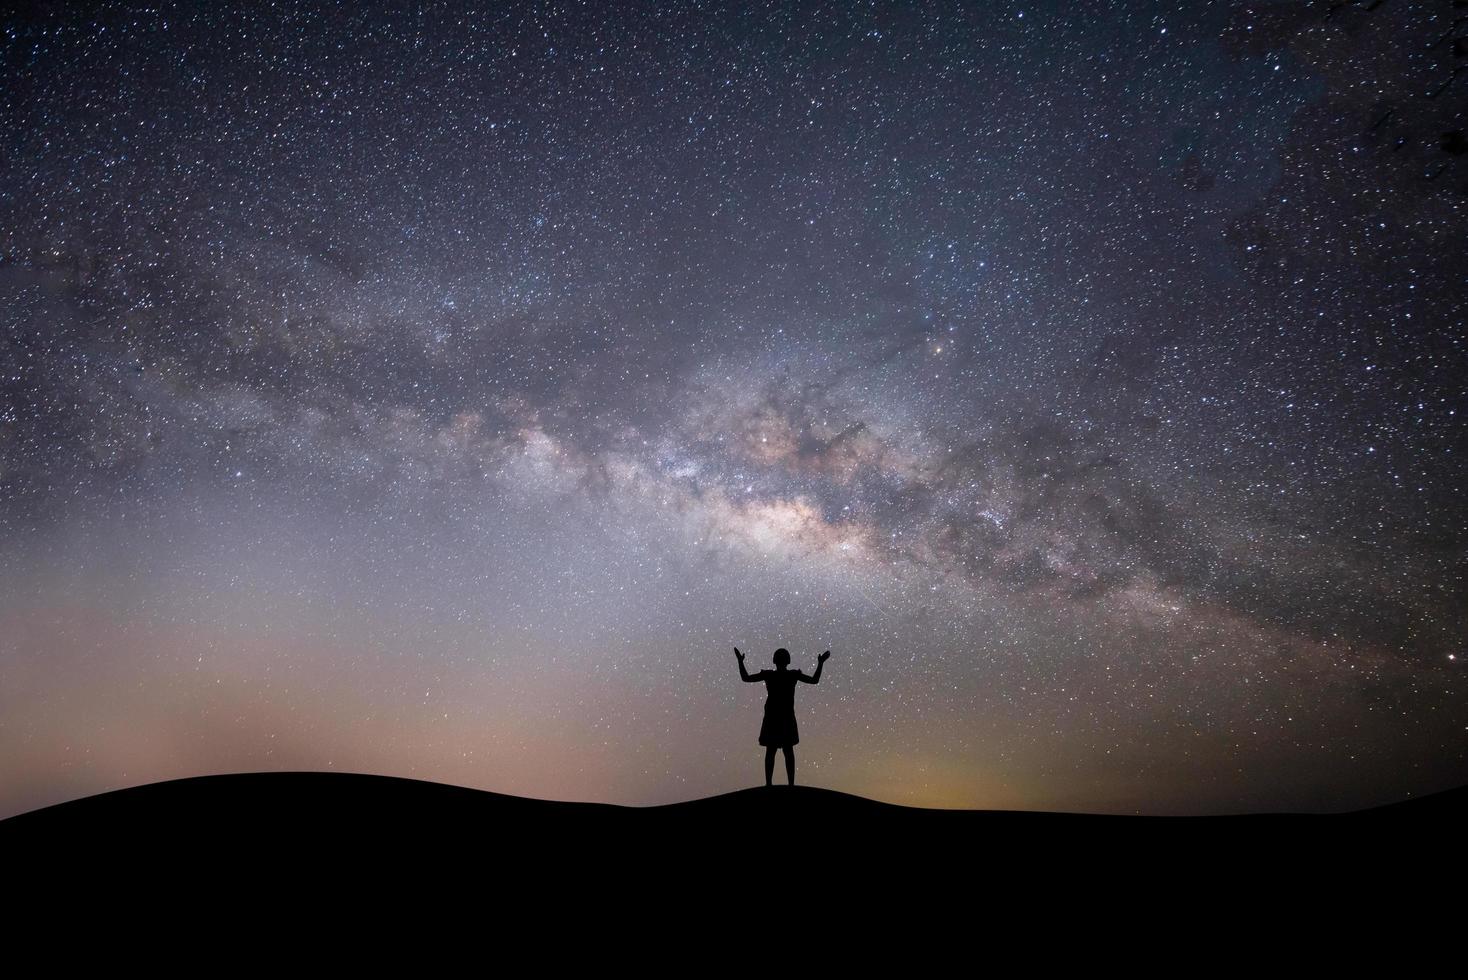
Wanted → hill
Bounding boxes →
[5,772,1462,931]
[6,770,1462,854]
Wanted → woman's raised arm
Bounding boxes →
[798,650,831,684]
[735,648,762,682]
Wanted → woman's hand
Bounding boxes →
[819,650,831,662]
[735,647,745,661]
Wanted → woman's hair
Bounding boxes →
[773,647,791,666]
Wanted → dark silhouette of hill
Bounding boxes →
[5,771,1462,854]
[4,772,1461,943]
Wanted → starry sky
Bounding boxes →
[2,0,1465,819]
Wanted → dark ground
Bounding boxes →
[4,772,1461,949]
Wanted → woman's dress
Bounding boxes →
[757,669,802,747]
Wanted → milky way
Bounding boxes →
[2,1,1465,817]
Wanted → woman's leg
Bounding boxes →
[764,746,777,786]
[783,746,795,786]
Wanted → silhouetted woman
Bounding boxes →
[735,646,831,786]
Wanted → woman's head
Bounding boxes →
[773,648,791,667]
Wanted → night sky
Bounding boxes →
[3,1,1465,819]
